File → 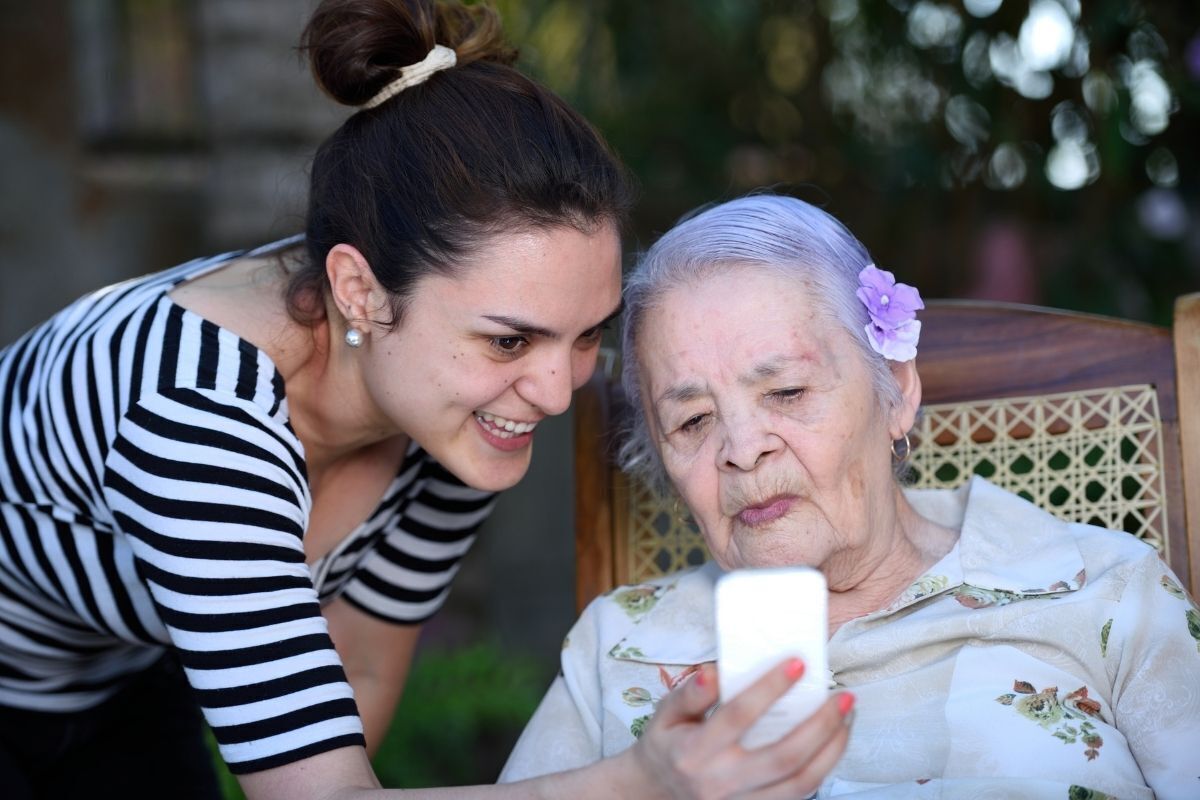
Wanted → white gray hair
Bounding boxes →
[618,194,904,493]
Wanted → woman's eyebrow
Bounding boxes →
[481,315,556,339]
[741,354,813,385]
[655,383,706,407]
[482,301,622,341]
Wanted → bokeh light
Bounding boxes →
[907,2,963,51]
[1146,147,1179,187]
[1137,188,1188,240]
[990,32,1054,98]
[1050,100,1090,143]
[964,0,1004,19]
[945,95,991,151]
[1018,0,1075,71]
[1045,139,1100,189]
[1126,60,1173,136]
[986,143,1028,190]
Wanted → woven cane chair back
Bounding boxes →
[908,386,1168,552]
[574,296,1200,613]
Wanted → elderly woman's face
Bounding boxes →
[638,267,910,572]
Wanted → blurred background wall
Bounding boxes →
[2,0,1197,787]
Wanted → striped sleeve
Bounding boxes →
[341,459,495,624]
[101,388,365,774]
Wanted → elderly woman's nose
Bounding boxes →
[719,415,781,471]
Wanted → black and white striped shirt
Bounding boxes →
[0,240,495,773]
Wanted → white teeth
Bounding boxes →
[475,412,538,436]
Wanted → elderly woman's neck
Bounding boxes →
[823,489,959,634]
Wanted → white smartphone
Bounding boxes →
[715,566,829,749]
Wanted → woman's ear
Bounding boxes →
[888,359,923,439]
[325,244,384,326]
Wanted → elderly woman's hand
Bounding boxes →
[629,659,854,800]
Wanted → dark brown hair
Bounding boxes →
[291,0,633,327]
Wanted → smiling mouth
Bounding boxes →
[735,496,796,527]
[474,411,539,439]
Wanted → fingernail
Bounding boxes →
[837,692,856,716]
[785,657,805,680]
[694,669,708,688]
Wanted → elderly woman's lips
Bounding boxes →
[735,496,795,527]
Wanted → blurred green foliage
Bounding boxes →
[495,0,1199,324]
[370,643,546,787]
[210,642,546,796]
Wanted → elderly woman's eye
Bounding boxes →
[770,387,805,401]
[679,414,708,433]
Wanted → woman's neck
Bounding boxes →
[281,335,402,477]
[171,253,402,474]
[823,488,959,633]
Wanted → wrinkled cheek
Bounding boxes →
[704,525,742,571]
[845,458,868,500]
[661,448,699,492]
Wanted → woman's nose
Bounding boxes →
[719,413,781,472]
[515,348,579,416]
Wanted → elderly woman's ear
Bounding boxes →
[887,359,922,440]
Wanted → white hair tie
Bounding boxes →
[362,44,457,109]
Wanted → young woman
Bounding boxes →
[0,2,837,798]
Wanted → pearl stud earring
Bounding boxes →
[344,328,364,348]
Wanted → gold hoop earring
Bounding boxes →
[891,432,911,462]
[670,496,690,526]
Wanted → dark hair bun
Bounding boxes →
[301,0,517,107]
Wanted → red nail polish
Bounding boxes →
[694,670,707,688]
[838,692,856,716]
[785,658,805,680]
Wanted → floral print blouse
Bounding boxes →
[500,477,1200,799]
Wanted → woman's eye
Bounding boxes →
[679,414,707,433]
[769,387,805,401]
[490,336,529,355]
[577,321,611,346]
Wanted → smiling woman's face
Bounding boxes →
[638,265,910,573]
[361,224,622,493]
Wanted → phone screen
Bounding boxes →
[715,566,829,748]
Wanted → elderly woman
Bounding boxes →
[500,195,1200,799]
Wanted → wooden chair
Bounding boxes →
[574,294,1200,614]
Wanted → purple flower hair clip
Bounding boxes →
[856,265,924,362]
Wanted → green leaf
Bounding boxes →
[630,714,650,739]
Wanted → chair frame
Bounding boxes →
[574,295,1200,614]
